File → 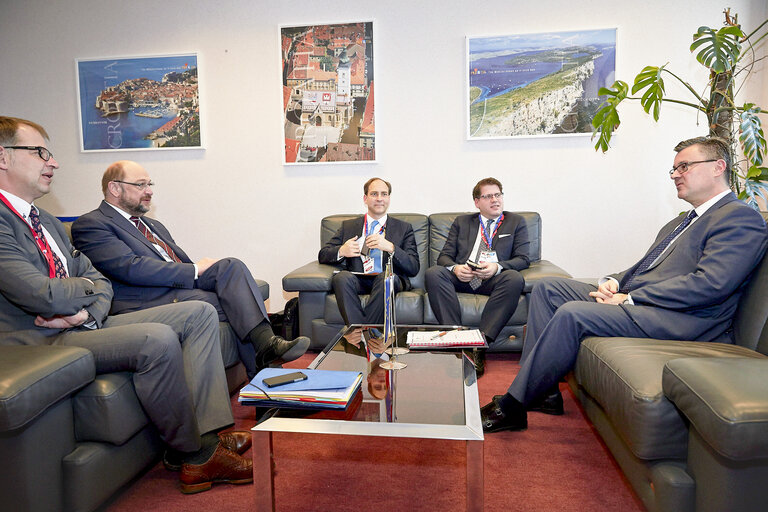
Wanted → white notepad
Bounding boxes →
[406,329,487,348]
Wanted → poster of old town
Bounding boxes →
[467,28,616,139]
[281,21,375,164]
[76,54,202,151]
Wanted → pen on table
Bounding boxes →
[430,331,449,340]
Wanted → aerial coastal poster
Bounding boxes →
[467,28,616,139]
[76,53,202,151]
[281,21,375,164]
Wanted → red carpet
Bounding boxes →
[102,353,645,512]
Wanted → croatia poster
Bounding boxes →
[76,53,203,151]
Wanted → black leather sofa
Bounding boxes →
[569,232,768,512]
[0,221,268,512]
[282,211,571,350]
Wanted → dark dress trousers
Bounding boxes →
[72,201,270,371]
[509,192,768,405]
[0,200,232,452]
[318,215,420,324]
[425,211,529,341]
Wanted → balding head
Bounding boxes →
[102,160,153,215]
[102,160,145,197]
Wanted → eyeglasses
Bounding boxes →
[669,159,717,176]
[112,180,155,191]
[478,192,504,201]
[3,145,54,162]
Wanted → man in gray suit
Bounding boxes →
[0,116,252,493]
[481,136,768,433]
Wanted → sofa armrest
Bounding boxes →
[0,345,95,432]
[282,261,340,292]
[254,278,270,301]
[520,260,571,292]
[663,357,768,461]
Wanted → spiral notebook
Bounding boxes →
[406,329,487,348]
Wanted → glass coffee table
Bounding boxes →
[251,324,485,511]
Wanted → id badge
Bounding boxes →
[479,250,498,263]
[362,255,375,274]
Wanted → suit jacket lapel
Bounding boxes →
[99,201,165,258]
[465,214,480,261]
[643,193,736,273]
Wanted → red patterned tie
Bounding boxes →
[129,216,182,263]
[29,206,68,278]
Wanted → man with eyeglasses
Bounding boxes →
[319,177,420,324]
[0,116,254,493]
[481,136,768,433]
[425,177,529,375]
[71,160,309,379]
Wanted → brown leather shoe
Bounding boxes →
[179,444,253,494]
[219,430,251,455]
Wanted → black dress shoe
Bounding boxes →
[528,390,564,415]
[480,396,527,433]
[492,389,564,416]
[255,335,310,370]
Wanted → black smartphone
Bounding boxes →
[466,260,482,270]
[263,371,308,388]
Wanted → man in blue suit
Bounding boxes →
[482,136,768,433]
[72,160,309,378]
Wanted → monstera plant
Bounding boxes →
[592,9,768,209]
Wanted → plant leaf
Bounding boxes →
[690,25,743,73]
[743,179,768,211]
[739,104,765,166]
[631,66,666,120]
[591,81,628,152]
[746,164,768,180]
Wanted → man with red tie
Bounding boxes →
[0,116,253,494]
[72,160,309,378]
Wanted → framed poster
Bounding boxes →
[467,28,616,139]
[281,21,375,164]
[76,53,203,151]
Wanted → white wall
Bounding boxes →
[1,0,766,311]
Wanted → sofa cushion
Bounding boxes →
[575,337,764,460]
[324,289,425,325]
[74,372,149,445]
[0,345,94,432]
[423,292,528,326]
[663,356,768,461]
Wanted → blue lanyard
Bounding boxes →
[479,213,503,249]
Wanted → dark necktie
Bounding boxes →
[470,219,494,290]
[130,216,182,263]
[620,210,698,293]
[29,206,68,278]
